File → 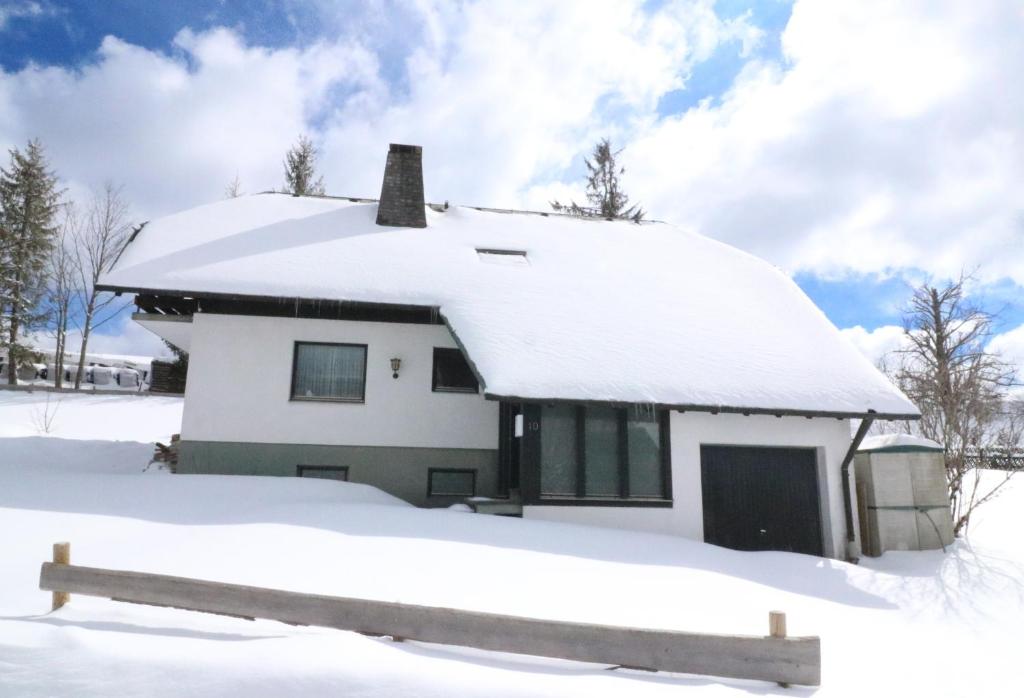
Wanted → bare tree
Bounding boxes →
[551,138,645,222]
[46,203,79,388]
[892,275,1019,534]
[225,173,242,198]
[71,182,132,389]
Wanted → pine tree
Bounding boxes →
[282,135,326,196]
[163,339,189,388]
[0,139,61,384]
[551,138,645,222]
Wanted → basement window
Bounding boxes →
[476,248,528,266]
[428,468,477,497]
[297,465,349,481]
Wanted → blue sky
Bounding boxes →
[1,0,1021,365]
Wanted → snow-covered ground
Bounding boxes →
[1,393,1021,697]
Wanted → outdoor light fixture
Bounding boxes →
[390,357,401,379]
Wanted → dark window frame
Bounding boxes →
[296,465,350,481]
[427,468,477,497]
[289,341,368,403]
[431,347,479,394]
[521,404,672,506]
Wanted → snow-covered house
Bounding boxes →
[99,144,919,559]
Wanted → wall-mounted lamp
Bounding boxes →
[390,357,402,379]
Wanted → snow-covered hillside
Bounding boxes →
[0,392,1020,697]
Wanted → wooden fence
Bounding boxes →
[39,543,820,687]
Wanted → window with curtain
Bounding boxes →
[291,342,367,402]
[536,404,668,501]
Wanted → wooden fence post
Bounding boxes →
[769,611,789,687]
[51,542,70,611]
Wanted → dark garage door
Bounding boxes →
[700,446,824,556]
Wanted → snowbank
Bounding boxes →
[0,390,183,442]
[101,194,918,417]
[0,395,1021,696]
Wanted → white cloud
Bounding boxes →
[842,322,1024,398]
[989,323,1024,388]
[840,325,907,369]
[0,26,385,218]
[0,1,755,217]
[626,0,1024,285]
[0,1,48,31]
[2,1,1022,356]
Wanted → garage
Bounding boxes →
[700,445,824,556]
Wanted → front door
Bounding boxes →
[700,445,824,556]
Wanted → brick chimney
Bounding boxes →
[375,143,427,228]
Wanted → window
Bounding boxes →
[297,465,349,481]
[428,468,476,497]
[432,347,479,393]
[532,404,669,502]
[291,342,367,402]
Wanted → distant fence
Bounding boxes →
[964,452,1024,471]
[0,384,181,398]
[40,543,820,686]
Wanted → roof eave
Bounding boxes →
[482,393,921,421]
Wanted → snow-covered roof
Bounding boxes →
[859,434,943,452]
[101,193,919,418]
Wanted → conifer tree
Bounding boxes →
[551,138,644,222]
[282,135,326,196]
[0,139,61,384]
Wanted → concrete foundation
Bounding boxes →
[178,440,499,508]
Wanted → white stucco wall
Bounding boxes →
[181,313,498,449]
[524,412,856,559]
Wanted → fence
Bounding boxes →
[39,543,820,686]
[964,452,1024,471]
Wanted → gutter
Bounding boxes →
[840,411,876,557]
[483,393,918,422]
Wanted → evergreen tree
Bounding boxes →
[551,138,644,222]
[282,135,326,196]
[163,339,189,390]
[0,139,61,384]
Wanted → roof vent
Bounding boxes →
[376,143,427,228]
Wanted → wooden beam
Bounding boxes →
[40,562,821,686]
